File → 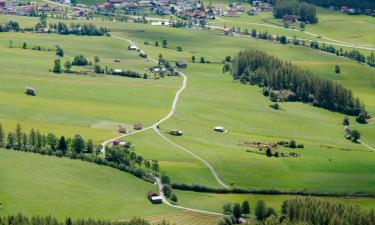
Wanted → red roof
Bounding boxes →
[148,191,158,198]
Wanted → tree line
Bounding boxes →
[221,26,375,68]
[0,123,160,183]
[49,22,110,36]
[274,0,318,23]
[0,214,169,225]
[171,183,375,198]
[0,20,109,36]
[218,197,375,225]
[0,123,94,156]
[231,50,367,116]
[0,21,20,32]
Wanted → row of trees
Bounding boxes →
[0,21,20,32]
[231,50,367,116]
[0,123,161,182]
[302,0,375,10]
[0,123,94,155]
[218,197,375,225]
[48,22,110,36]
[310,41,375,68]
[274,0,318,23]
[160,174,178,204]
[225,26,375,68]
[0,214,169,225]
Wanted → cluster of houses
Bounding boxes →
[338,6,375,16]
[248,0,272,16]
[0,0,88,17]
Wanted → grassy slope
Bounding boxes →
[209,1,375,48]
[110,23,375,193]
[174,190,375,215]
[0,150,177,219]
[0,31,179,143]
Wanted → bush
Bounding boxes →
[72,55,88,66]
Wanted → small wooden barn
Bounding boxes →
[214,126,225,132]
[133,123,143,130]
[25,87,36,96]
[118,126,127,133]
[176,60,188,69]
[169,130,183,136]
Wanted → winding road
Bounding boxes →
[101,36,228,188]
[98,35,229,216]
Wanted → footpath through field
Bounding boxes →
[344,122,375,152]
[97,35,230,217]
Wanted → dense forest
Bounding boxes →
[0,215,169,225]
[231,50,366,116]
[274,0,318,23]
[239,197,375,225]
[302,0,375,10]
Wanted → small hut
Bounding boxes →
[25,87,36,96]
[118,126,127,133]
[176,60,188,69]
[214,126,225,132]
[169,130,183,136]
[133,123,143,130]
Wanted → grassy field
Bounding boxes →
[108,22,375,193]
[0,12,374,219]
[142,211,221,225]
[208,2,375,48]
[0,150,177,219]
[174,190,375,215]
[0,31,180,143]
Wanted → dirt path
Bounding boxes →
[100,36,228,190]
[154,177,224,216]
[344,123,375,152]
[153,127,229,189]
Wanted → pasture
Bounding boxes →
[110,21,375,193]
[0,30,180,143]
[0,150,177,219]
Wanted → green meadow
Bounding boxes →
[0,150,177,219]
[209,3,375,48]
[0,31,179,143]
[110,22,375,193]
[0,9,374,221]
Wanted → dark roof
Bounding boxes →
[176,60,188,66]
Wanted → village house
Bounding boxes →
[283,14,298,23]
[226,9,237,17]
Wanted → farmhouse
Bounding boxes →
[176,60,188,68]
[148,192,162,204]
